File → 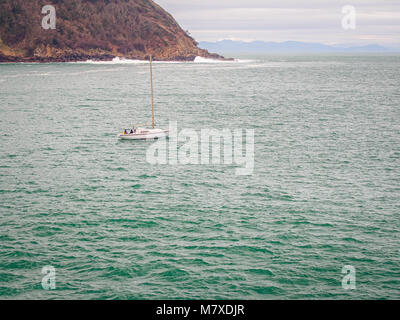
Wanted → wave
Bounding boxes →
[79,57,145,64]
[78,56,251,65]
[78,57,186,64]
[193,56,243,63]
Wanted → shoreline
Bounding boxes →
[0,53,234,64]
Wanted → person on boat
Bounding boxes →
[130,129,134,134]
[123,129,127,135]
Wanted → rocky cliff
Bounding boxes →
[0,0,226,62]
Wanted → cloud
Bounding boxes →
[155,0,400,46]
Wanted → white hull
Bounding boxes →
[118,128,169,140]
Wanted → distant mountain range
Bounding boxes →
[199,40,400,53]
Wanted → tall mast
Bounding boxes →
[150,55,155,129]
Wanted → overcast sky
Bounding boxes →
[156,0,400,47]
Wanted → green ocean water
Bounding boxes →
[0,54,399,299]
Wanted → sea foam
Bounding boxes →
[77,56,249,64]
[82,57,145,64]
[193,56,241,63]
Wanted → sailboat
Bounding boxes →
[118,55,169,140]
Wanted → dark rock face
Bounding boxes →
[0,0,228,62]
